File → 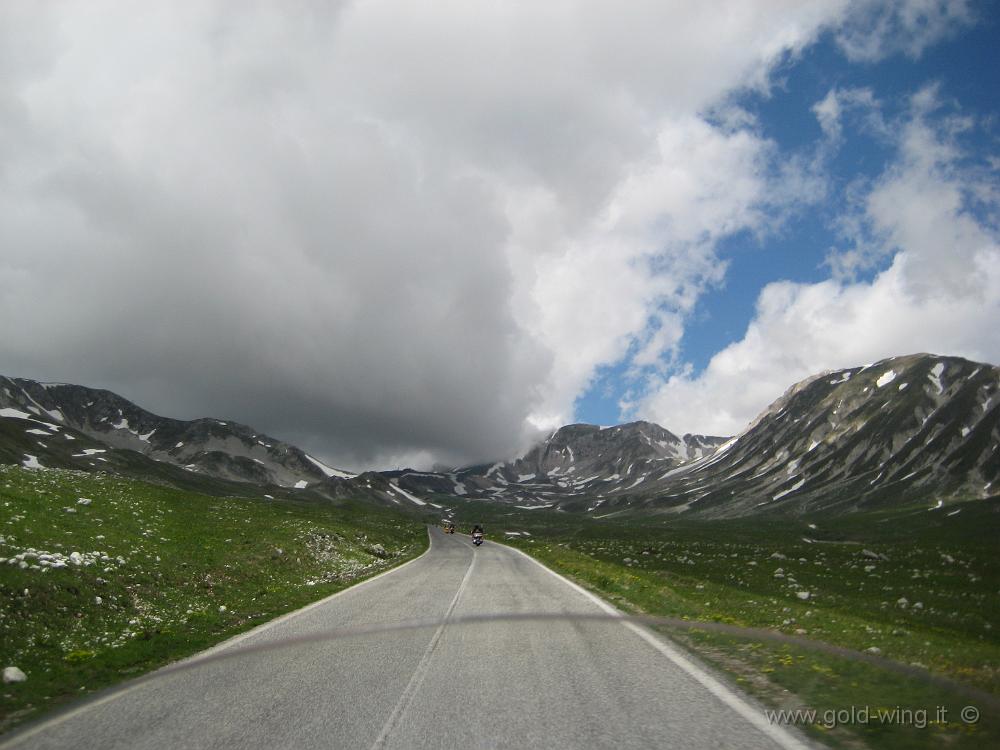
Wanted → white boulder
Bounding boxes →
[3,666,27,684]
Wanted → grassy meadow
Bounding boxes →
[0,465,426,733]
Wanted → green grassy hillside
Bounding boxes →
[0,465,426,733]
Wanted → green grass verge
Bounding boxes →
[0,465,427,734]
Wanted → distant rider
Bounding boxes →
[471,524,483,535]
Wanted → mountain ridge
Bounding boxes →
[0,376,355,489]
[2,352,997,517]
[388,353,999,517]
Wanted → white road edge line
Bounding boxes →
[503,543,813,750]
[0,529,436,750]
[369,542,477,749]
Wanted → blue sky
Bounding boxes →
[577,9,1000,433]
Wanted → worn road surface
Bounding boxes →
[2,527,811,749]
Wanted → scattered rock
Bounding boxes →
[896,597,909,608]
[769,552,787,560]
[77,498,92,506]
[865,647,882,656]
[796,591,810,600]
[3,667,26,684]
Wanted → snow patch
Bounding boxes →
[773,477,806,501]
[304,454,356,479]
[389,482,426,506]
[875,370,897,388]
[623,475,648,490]
[22,455,43,470]
[928,362,945,394]
[0,408,31,420]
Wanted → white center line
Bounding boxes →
[368,542,477,749]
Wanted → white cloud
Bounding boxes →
[519,116,787,430]
[835,0,974,61]
[812,87,884,142]
[632,89,1000,437]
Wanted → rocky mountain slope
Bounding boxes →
[385,421,729,508]
[624,353,999,518]
[3,353,996,517]
[389,354,998,517]
[0,377,355,489]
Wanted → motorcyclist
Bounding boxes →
[471,524,483,535]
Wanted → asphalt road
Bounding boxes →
[3,527,810,749]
